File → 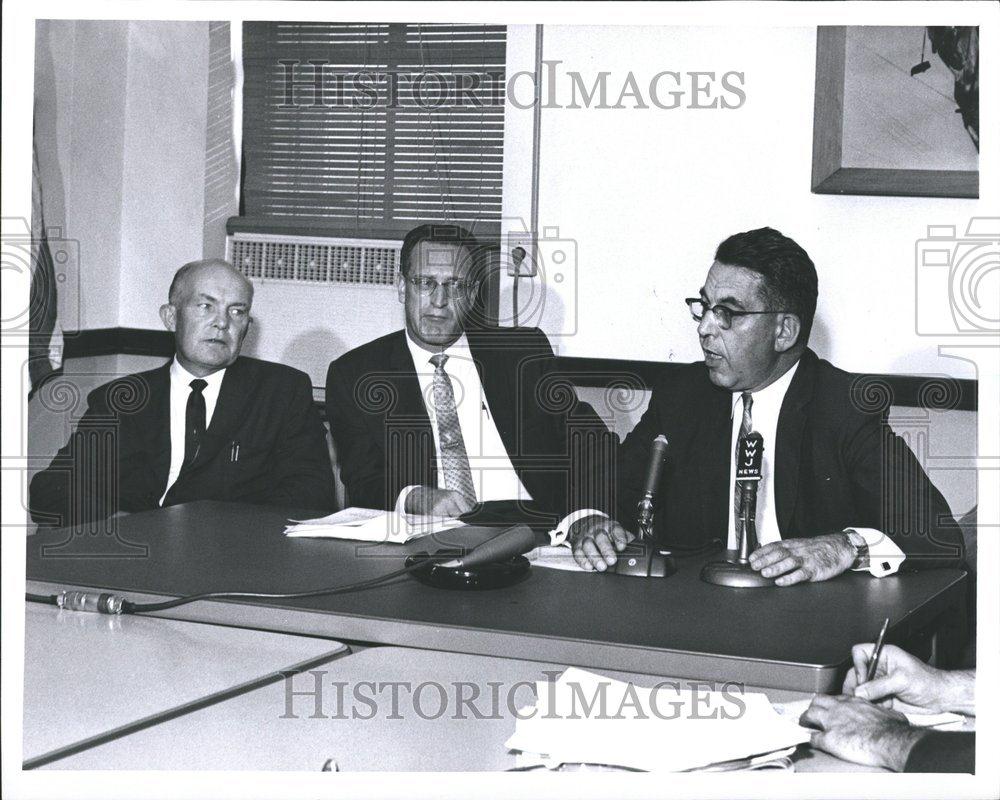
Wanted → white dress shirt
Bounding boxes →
[726,360,903,577]
[159,360,226,504]
[725,361,800,550]
[396,332,533,510]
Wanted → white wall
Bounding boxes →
[34,20,222,333]
[34,22,994,385]
[513,25,992,378]
[34,20,130,330]
[238,281,403,387]
[118,23,211,329]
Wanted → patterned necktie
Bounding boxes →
[429,354,477,502]
[732,391,753,543]
[184,378,208,469]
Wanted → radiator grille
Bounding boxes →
[228,234,401,286]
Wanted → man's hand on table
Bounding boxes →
[404,487,476,518]
[568,514,634,571]
[799,694,925,771]
[748,532,854,586]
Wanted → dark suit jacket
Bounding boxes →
[904,730,974,773]
[610,349,964,568]
[325,327,613,522]
[30,357,336,526]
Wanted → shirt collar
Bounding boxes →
[730,358,801,418]
[404,329,471,367]
[170,358,227,392]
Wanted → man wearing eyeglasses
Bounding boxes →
[569,227,963,582]
[326,224,608,521]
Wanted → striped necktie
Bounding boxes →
[429,353,477,503]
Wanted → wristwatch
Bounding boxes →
[845,530,870,570]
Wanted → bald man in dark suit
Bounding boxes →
[30,259,335,526]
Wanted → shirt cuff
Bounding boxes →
[395,485,420,516]
[550,509,609,546]
[846,527,905,577]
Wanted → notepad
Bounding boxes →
[284,507,465,544]
[504,667,811,772]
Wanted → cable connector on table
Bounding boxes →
[56,591,125,615]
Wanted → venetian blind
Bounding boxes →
[235,22,507,240]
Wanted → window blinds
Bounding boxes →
[235,22,507,240]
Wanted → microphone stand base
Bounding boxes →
[406,553,531,590]
[700,554,774,588]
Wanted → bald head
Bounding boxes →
[168,259,253,305]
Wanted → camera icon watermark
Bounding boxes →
[915,217,999,336]
[503,225,579,336]
[1,216,81,336]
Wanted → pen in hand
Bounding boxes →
[863,616,890,684]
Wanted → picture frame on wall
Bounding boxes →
[811,25,979,199]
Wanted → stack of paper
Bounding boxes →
[505,668,811,772]
[284,507,465,544]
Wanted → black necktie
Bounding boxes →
[184,379,208,468]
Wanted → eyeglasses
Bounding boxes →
[406,276,478,296]
[684,298,786,330]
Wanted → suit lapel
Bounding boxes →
[774,350,816,536]
[202,358,253,463]
[467,331,516,455]
[173,358,253,483]
[697,380,732,542]
[140,364,172,497]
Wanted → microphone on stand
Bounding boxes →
[734,432,764,564]
[609,435,676,578]
[637,435,669,540]
[700,431,771,588]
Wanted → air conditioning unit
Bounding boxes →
[227,232,402,287]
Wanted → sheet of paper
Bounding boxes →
[774,697,966,729]
[525,544,585,571]
[504,667,811,772]
[284,507,465,544]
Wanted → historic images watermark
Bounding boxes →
[280,670,750,722]
[278,61,746,111]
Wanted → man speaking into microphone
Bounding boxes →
[569,227,964,584]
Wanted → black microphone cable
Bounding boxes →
[25,557,444,616]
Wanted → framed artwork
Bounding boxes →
[812,26,979,198]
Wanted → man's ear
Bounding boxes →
[397,273,407,304]
[773,313,802,353]
[159,303,177,332]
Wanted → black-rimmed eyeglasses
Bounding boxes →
[684,298,786,330]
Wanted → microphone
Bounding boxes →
[438,524,537,569]
[735,432,764,562]
[637,435,669,539]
